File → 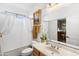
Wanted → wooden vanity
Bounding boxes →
[32,48,45,56]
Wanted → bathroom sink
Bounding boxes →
[45,45,60,55]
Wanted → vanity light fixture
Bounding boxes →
[46,3,64,12]
[47,3,59,8]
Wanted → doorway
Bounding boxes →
[57,18,66,43]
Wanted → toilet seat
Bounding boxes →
[21,47,33,56]
[22,48,33,53]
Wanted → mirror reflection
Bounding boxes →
[48,16,79,47]
[57,18,66,43]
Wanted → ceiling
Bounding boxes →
[0,3,47,18]
[0,3,71,20]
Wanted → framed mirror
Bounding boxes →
[48,16,79,48]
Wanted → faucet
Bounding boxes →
[46,40,51,45]
[51,44,56,48]
[51,43,60,50]
[55,45,59,50]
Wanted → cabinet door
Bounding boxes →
[32,52,38,56]
[32,48,45,56]
[66,16,79,46]
[33,48,40,56]
[40,52,45,56]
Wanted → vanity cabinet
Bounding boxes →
[32,48,45,56]
[39,52,45,56]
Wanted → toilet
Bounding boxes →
[21,47,33,56]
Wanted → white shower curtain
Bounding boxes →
[0,13,16,53]
[0,13,16,55]
[0,13,8,55]
[0,13,32,53]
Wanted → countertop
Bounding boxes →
[32,41,79,56]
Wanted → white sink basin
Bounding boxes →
[46,45,78,56]
[45,44,60,55]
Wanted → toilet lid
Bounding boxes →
[22,48,33,53]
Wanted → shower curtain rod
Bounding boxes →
[5,11,26,17]
[0,11,32,20]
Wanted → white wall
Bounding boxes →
[0,4,28,16]
[47,4,79,46]
[37,20,48,42]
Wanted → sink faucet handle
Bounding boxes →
[51,44,55,48]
